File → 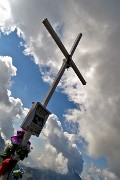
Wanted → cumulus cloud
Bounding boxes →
[62,2,120,176]
[42,115,83,174]
[26,114,83,175]
[0,0,120,178]
[0,56,16,104]
[37,144,68,174]
[0,56,28,139]
[82,163,118,180]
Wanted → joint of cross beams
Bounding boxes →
[66,55,72,69]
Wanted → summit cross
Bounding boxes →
[3,18,87,179]
[21,18,87,145]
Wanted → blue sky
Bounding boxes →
[0,1,120,179]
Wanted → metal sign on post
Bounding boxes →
[21,102,51,137]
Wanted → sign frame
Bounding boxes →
[21,102,51,137]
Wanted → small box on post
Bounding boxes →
[21,102,51,137]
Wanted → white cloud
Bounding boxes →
[82,163,118,180]
[0,56,28,139]
[0,0,15,34]
[0,56,16,104]
[36,144,68,174]
[41,114,83,174]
